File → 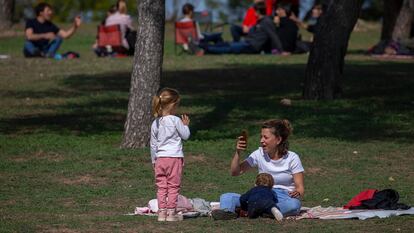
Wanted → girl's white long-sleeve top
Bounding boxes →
[150,115,190,164]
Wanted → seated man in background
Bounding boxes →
[273,2,299,53]
[23,2,81,58]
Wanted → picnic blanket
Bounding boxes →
[290,206,414,220]
[127,193,413,220]
[127,195,220,218]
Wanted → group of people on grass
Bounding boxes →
[23,1,135,59]
[151,87,304,221]
[180,0,323,55]
[23,0,323,58]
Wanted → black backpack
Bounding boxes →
[352,189,410,210]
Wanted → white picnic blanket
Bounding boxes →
[292,206,414,220]
[126,196,220,218]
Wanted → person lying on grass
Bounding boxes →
[211,119,305,220]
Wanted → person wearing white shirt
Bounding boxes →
[150,115,190,164]
[211,119,305,220]
[150,88,190,222]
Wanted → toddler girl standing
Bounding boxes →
[150,88,190,222]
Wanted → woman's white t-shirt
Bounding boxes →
[245,148,304,191]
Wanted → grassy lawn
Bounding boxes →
[1,22,414,232]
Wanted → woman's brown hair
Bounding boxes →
[262,119,292,156]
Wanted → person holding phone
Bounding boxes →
[23,2,82,58]
[211,119,305,220]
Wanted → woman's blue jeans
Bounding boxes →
[219,188,301,217]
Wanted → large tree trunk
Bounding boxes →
[0,0,14,31]
[303,0,363,100]
[392,0,414,41]
[381,0,403,40]
[121,0,165,148]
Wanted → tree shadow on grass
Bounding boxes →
[1,62,413,143]
[346,49,369,55]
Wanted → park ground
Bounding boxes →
[0,22,414,232]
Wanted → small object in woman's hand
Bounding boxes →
[240,129,248,147]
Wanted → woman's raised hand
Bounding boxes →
[236,136,247,152]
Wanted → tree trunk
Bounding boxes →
[0,0,14,31]
[381,0,403,40]
[392,0,414,41]
[121,0,165,148]
[303,0,363,100]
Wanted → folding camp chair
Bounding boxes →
[174,21,198,55]
[97,24,126,54]
[193,11,213,32]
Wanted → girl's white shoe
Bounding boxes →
[158,209,167,222]
[166,209,183,221]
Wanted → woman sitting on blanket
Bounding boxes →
[211,119,305,220]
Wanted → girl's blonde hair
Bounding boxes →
[262,119,293,156]
[152,88,180,117]
[117,0,128,14]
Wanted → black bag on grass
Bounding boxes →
[353,189,410,210]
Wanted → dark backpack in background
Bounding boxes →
[351,189,410,210]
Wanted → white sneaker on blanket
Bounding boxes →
[271,207,283,221]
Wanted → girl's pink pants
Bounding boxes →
[154,157,183,209]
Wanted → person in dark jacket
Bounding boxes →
[203,2,287,55]
[239,173,283,221]
[273,2,299,53]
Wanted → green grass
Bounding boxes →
[1,22,414,232]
